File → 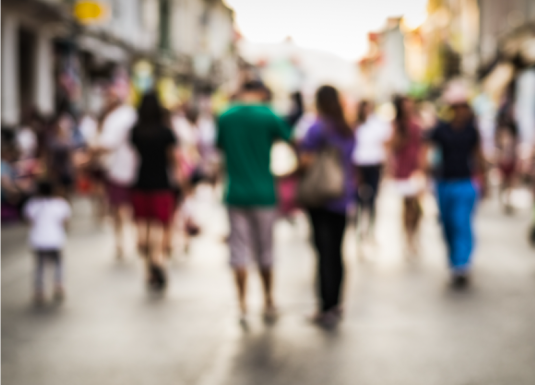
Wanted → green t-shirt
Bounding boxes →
[217,104,291,207]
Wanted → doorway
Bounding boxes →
[18,27,36,115]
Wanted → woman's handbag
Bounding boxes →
[297,146,344,207]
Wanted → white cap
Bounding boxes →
[443,80,469,105]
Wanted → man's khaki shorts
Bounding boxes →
[228,207,277,269]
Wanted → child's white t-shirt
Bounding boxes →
[24,198,71,250]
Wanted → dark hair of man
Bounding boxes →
[37,180,53,197]
[451,102,475,129]
[241,80,267,93]
[315,85,352,137]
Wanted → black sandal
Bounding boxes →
[148,264,167,291]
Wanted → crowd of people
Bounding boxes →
[2,76,534,327]
[2,81,219,299]
[218,80,498,327]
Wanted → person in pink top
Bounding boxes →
[390,96,423,255]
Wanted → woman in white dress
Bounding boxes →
[352,100,391,240]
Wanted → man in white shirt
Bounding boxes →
[96,85,137,258]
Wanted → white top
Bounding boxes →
[79,115,99,148]
[172,115,200,149]
[24,197,71,250]
[98,105,138,185]
[352,115,392,166]
[171,115,202,168]
[197,115,216,148]
[16,127,37,159]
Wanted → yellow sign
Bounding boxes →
[74,1,108,24]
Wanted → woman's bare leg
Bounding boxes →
[93,182,107,223]
[234,268,248,316]
[162,223,173,258]
[149,223,165,267]
[403,197,421,255]
[136,220,150,258]
[260,268,275,310]
[111,205,123,258]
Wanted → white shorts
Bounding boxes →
[394,175,425,197]
[228,207,277,269]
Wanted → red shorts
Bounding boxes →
[131,190,175,225]
[106,181,131,207]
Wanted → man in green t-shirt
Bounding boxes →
[217,81,291,324]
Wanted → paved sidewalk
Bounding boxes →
[2,185,535,385]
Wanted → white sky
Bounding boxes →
[223,0,428,61]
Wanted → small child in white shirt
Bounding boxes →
[24,181,71,304]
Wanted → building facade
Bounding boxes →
[357,18,411,102]
[478,0,535,65]
[1,0,69,126]
[1,0,237,127]
[168,0,237,91]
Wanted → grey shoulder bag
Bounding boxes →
[297,145,344,207]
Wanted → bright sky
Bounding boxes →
[223,0,428,61]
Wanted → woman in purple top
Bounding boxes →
[300,85,356,327]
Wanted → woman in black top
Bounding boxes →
[131,92,178,290]
[427,98,486,288]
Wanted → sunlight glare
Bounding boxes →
[223,0,428,60]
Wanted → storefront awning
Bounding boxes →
[77,35,130,63]
[479,23,535,80]
[500,23,535,66]
[2,0,71,24]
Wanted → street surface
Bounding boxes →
[2,184,535,385]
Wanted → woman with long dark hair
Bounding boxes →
[300,85,356,327]
[352,100,391,241]
[495,82,519,214]
[130,92,178,290]
[390,95,423,256]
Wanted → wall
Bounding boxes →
[85,0,158,52]
[479,0,535,64]
[376,22,411,101]
[1,8,56,126]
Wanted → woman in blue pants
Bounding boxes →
[427,89,487,287]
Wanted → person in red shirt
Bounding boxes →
[390,96,423,256]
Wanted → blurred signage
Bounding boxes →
[74,1,108,25]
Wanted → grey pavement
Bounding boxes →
[2,184,535,385]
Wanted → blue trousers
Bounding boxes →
[436,180,477,273]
